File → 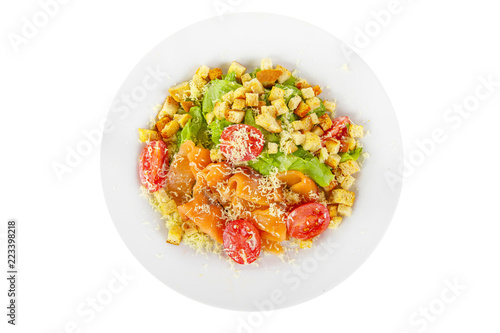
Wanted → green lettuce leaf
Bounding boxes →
[275,84,302,104]
[208,118,232,144]
[202,79,241,114]
[339,147,363,163]
[179,106,210,147]
[282,76,297,86]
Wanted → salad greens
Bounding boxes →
[202,78,241,114]
[339,147,363,163]
[179,106,210,147]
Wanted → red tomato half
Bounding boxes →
[223,219,261,264]
[286,202,330,240]
[220,124,264,162]
[139,140,169,192]
[322,116,351,142]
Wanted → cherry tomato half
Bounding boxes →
[220,124,264,162]
[223,219,261,264]
[286,202,330,240]
[322,116,351,142]
[139,140,169,192]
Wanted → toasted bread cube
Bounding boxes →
[158,96,179,119]
[349,124,364,138]
[306,97,321,111]
[233,87,248,99]
[325,138,341,155]
[181,101,195,112]
[268,86,285,101]
[291,116,313,132]
[257,100,267,110]
[161,120,180,138]
[299,239,313,249]
[256,69,283,87]
[323,100,337,112]
[330,189,355,206]
[294,101,311,118]
[245,93,259,107]
[208,68,223,80]
[210,148,225,162]
[276,65,292,84]
[345,137,357,150]
[271,98,289,116]
[311,126,324,136]
[328,216,343,229]
[261,105,277,118]
[302,132,322,152]
[323,180,338,192]
[256,113,282,133]
[231,98,246,110]
[328,204,338,217]
[247,78,265,94]
[309,113,319,124]
[318,147,329,163]
[325,153,341,168]
[154,189,177,214]
[288,95,302,111]
[340,174,356,190]
[221,90,235,103]
[335,167,345,184]
[138,128,161,142]
[196,65,210,79]
[181,221,198,237]
[227,61,247,79]
[337,204,352,217]
[241,73,252,84]
[174,114,192,128]
[213,101,230,120]
[339,160,360,175]
[301,87,315,99]
[227,110,245,123]
[284,142,298,154]
[319,114,333,131]
[290,131,305,145]
[166,224,183,245]
[168,82,190,102]
[268,142,279,154]
[155,116,171,132]
[295,79,311,89]
[191,74,207,89]
[312,85,322,96]
[205,112,215,125]
[260,58,273,70]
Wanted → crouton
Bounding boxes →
[318,147,329,163]
[339,160,360,175]
[158,96,179,119]
[221,90,235,103]
[337,204,352,217]
[155,116,171,132]
[196,65,210,79]
[138,128,161,142]
[301,87,315,99]
[323,180,338,192]
[349,124,364,138]
[323,100,337,112]
[161,120,180,138]
[311,126,324,136]
[232,98,246,110]
[168,82,190,102]
[344,137,357,150]
[205,112,215,125]
[329,189,355,206]
[291,131,305,145]
[247,78,265,94]
[260,58,273,70]
[288,95,302,111]
[276,65,292,84]
[340,174,356,190]
[302,132,322,152]
[284,142,298,154]
[241,73,252,84]
[191,74,207,90]
[325,138,341,155]
[180,101,195,112]
[319,114,333,131]
[328,216,343,229]
[227,61,247,79]
[312,85,322,96]
[268,86,285,101]
[173,114,192,128]
[261,105,277,118]
[227,110,245,123]
[233,86,248,99]
[256,113,282,133]
[208,68,223,80]
[295,79,311,89]
[256,69,283,87]
[294,101,311,118]
[271,98,289,116]
[325,153,341,168]
[245,93,259,107]
[306,97,321,111]
[291,116,313,132]
[166,224,183,245]
[268,142,279,154]
[213,101,230,120]
[328,204,338,217]
[309,113,319,124]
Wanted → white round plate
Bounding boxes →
[101,12,403,311]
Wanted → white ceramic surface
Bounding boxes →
[100,12,403,311]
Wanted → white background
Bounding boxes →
[1,0,499,332]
